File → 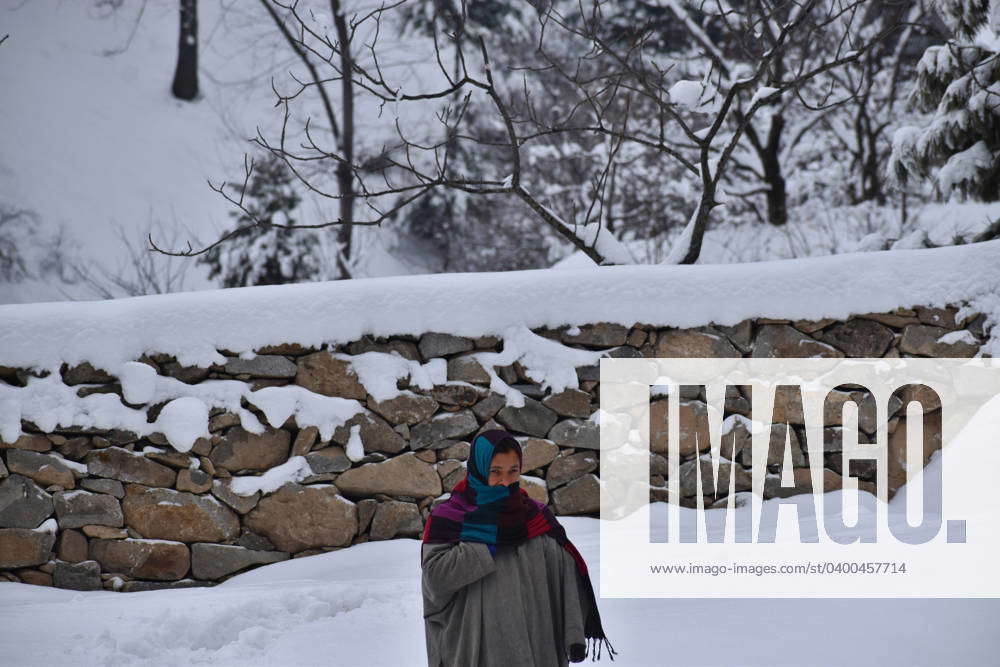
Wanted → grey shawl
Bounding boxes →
[422,533,590,666]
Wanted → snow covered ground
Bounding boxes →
[2,503,998,666]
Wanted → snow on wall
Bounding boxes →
[2,240,999,375]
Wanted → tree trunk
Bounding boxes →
[171,0,198,101]
[332,0,354,275]
[760,112,788,226]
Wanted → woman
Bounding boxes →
[421,428,617,666]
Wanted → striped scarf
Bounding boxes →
[422,429,617,662]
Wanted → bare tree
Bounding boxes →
[67,219,194,299]
[152,0,914,266]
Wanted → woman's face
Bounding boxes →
[488,449,521,487]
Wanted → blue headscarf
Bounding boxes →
[466,429,523,506]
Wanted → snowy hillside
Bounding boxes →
[0,0,436,305]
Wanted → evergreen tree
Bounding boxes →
[199,155,323,287]
[888,0,1000,200]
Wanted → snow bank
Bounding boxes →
[2,240,998,377]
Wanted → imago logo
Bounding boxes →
[598,358,1000,598]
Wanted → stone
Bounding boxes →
[209,412,242,433]
[508,383,545,399]
[679,456,753,498]
[210,427,290,473]
[818,319,894,357]
[223,355,297,378]
[295,351,368,401]
[858,310,920,328]
[887,415,942,494]
[235,531,275,551]
[17,570,52,586]
[709,320,753,354]
[520,476,548,505]
[290,426,319,457]
[122,486,240,542]
[58,529,88,563]
[86,447,177,487]
[306,446,352,474]
[144,449,196,470]
[257,343,313,356]
[121,579,213,592]
[245,484,357,552]
[81,478,125,498]
[439,461,466,491]
[496,397,558,438]
[547,419,599,450]
[161,361,210,384]
[6,449,77,488]
[824,452,878,480]
[435,459,462,481]
[439,441,470,461]
[415,450,436,463]
[295,352,367,399]
[915,306,958,328]
[63,362,114,385]
[793,318,838,333]
[346,337,420,360]
[472,392,507,422]
[53,559,102,591]
[561,323,628,347]
[56,437,93,461]
[211,479,260,514]
[521,438,559,472]
[410,410,479,449]
[547,451,598,489]
[0,527,56,568]
[896,384,941,412]
[551,474,600,515]
[369,500,423,540]
[899,325,979,357]
[369,391,439,425]
[446,356,492,385]
[332,412,406,454]
[176,469,213,494]
[650,399,716,457]
[1,433,52,451]
[419,332,474,359]
[54,490,123,529]
[429,383,482,407]
[541,389,592,419]
[335,453,442,499]
[0,474,54,528]
[752,324,844,358]
[90,538,190,580]
[626,328,648,348]
[190,543,288,580]
[655,327,741,358]
[82,525,128,539]
[763,424,807,468]
[0,456,6,479]
[357,498,377,533]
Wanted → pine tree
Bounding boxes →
[199,155,323,288]
[888,0,1000,200]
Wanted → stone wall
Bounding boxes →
[0,304,991,591]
